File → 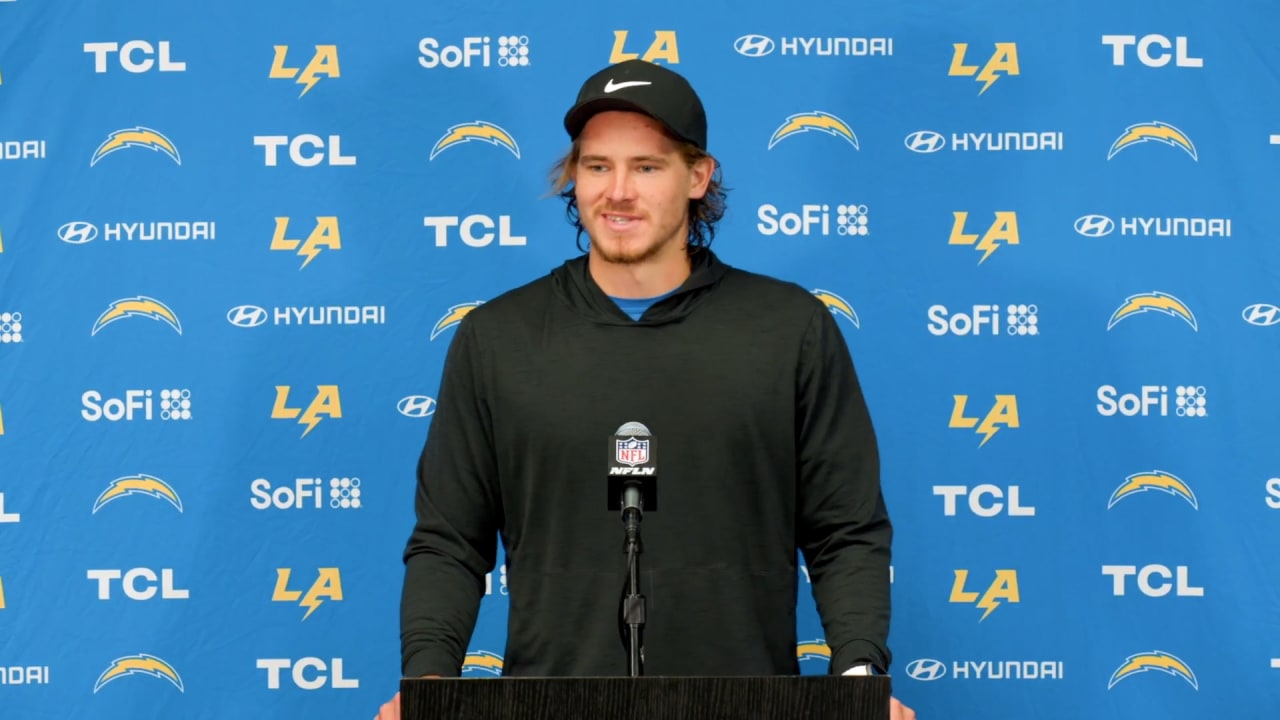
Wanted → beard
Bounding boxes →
[586,207,687,265]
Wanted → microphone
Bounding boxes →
[607,421,658,517]
[609,422,656,677]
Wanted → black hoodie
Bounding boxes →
[400,249,891,678]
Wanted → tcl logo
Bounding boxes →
[254,135,356,167]
[87,568,189,600]
[84,41,186,73]
[423,215,526,247]
[0,492,19,524]
[1102,565,1203,597]
[1102,35,1202,67]
[257,658,359,690]
[934,485,1035,516]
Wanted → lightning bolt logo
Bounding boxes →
[975,63,1002,96]
[974,233,1001,264]
[975,592,1002,621]
[768,112,860,150]
[1107,122,1198,161]
[298,241,322,270]
[91,296,183,336]
[462,651,505,676]
[1107,291,1197,331]
[1108,651,1198,690]
[299,592,323,621]
[975,416,1002,448]
[431,301,484,340]
[811,289,860,328]
[429,121,521,161]
[297,74,322,97]
[796,640,832,663]
[93,474,184,514]
[90,127,182,167]
[94,654,185,693]
[1108,470,1198,510]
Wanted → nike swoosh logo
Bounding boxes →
[603,79,652,93]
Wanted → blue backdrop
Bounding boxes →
[2,0,1279,718]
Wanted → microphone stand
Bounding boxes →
[621,492,645,677]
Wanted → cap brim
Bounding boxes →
[563,98,686,144]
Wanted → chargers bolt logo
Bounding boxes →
[431,301,483,340]
[94,654,184,693]
[1108,651,1198,690]
[1107,122,1197,161]
[796,640,832,664]
[811,289,860,328]
[93,474,185,514]
[430,121,520,161]
[92,296,182,336]
[1107,470,1198,510]
[769,112,859,150]
[90,127,182,167]
[1107,291,1197,331]
[462,651,504,676]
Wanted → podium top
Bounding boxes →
[401,675,891,720]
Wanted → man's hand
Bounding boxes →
[375,691,401,720]
[376,677,442,720]
[890,696,916,720]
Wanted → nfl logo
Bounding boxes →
[616,437,649,466]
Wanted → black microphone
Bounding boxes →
[607,421,658,517]
[609,421,656,677]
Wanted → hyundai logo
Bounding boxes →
[1242,303,1280,327]
[904,131,945,154]
[226,305,268,328]
[734,34,775,57]
[58,221,98,244]
[905,658,947,681]
[1074,215,1115,237]
[397,395,437,418]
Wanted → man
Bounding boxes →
[379,59,914,719]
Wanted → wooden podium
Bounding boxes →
[401,675,892,720]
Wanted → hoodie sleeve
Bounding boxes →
[400,319,502,677]
[795,304,893,674]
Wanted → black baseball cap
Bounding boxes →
[563,59,708,150]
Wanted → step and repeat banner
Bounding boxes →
[2,1,1278,718]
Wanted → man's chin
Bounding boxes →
[588,232,655,265]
